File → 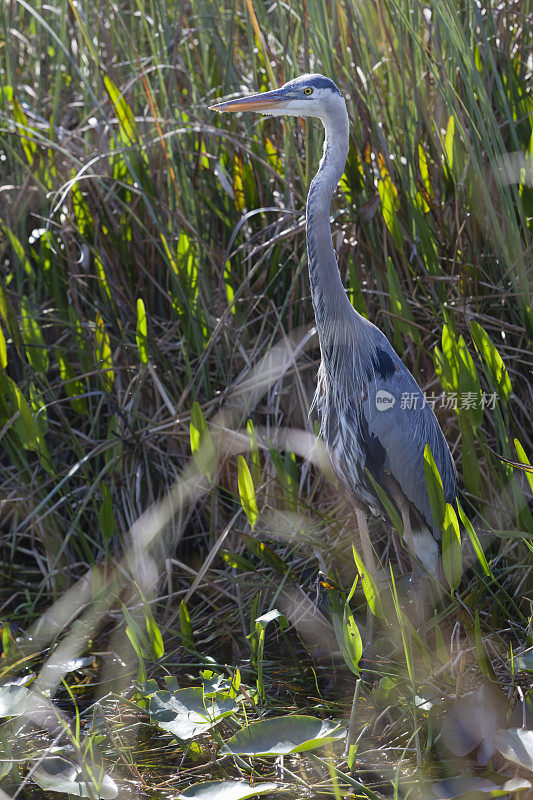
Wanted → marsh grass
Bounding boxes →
[0,0,531,797]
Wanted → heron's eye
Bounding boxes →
[303,87,313,95]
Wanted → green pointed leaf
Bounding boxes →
[352,545,384,619]
[385,258,420,345]
[103,74,137,145]
[457,501,490,576]
[0,321,7,369]
[136,298,148,365]
[238,455,258,529]
[179,600,194,650]
[514,438,533,494]
[442,503,462,592]
[423,444,446,531]
[220,715,346,756]
[470,321,512,400]
[94,312,114,391]
[190,401,216,477]
[364,468,403,535]
[20,296,48,374]
[12,98,36,165]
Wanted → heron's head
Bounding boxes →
[210,74,344,119]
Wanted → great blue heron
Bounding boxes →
[211,74,457,594]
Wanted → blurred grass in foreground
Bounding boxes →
[0,0,531,796]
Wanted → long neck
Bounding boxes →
[306,106,353,346]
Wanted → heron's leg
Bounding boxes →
[397,498,427,638]
[353,504,376,658]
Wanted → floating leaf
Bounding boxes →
[221,715,346,756]
[179,781,284,800]
[493,728,533,772]
[238,456,258,529]
[0,684,32,717]
[515,648,533,673]
[32,757,118,799]
[440,683,507,764]
[149,688,237,740]
[431,776,529,799]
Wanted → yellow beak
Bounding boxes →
[209,88,288,113]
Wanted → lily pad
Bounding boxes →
[149,687,237,740]
[32,757,118,799]
[179,780,284,800]
[220,715,346,756]
[432,776,531,799]
[0,684,32,717]
[440,683,507,764]
[493,728,533,772]
[515,649,533,673]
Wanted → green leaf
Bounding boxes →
[94,312,114,391]
[103,74,137,145]
[220,715,346,756]
[385,258,420,346]
[514,438,533,494]
[442,503,462,592]
[0,220,34,282]
[136,298,148,365]
[179,600,194,650]
[325,581,363,676]
[364,468,403,535]
[190,401,216,478]
[57,349,87,415]
[32,757,117,799]
[352,545,384,619]
[457,501,490,576]
[0,373,38,450]
[240,532,295,579]
[238,456,258,529]
[12,98,36,165]
[470,321,512,400]
[423,444,445,531]
[20,296,48,374]
[444,114,455,172]
[179,781,283,800]
[0,320,7,369]
[149,688,237,740]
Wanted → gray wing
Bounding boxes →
[362,355,457,537]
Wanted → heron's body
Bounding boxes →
[212,74,457,577]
